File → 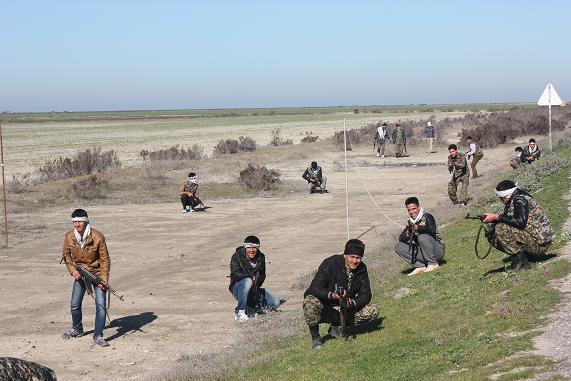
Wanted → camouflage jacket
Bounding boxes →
[392,127,406,144]
[499,189,554,244]
[179,180,198,195]
[302,166,323,182]
[398,212,444,246]
[448,152,469,178]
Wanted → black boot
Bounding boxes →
[512,252,531,271]
[309,325,322,350]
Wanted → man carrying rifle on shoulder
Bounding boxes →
[480,180,554,271]
[229,235,282,322]
[394,197,445,275]
[61,209,111,347]
[303,239,379,350]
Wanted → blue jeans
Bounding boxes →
[231,277,280,313]
[71,280,107,338]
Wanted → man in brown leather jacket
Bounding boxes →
[61,209,111,347]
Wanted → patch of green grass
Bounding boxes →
[209,146,571,380]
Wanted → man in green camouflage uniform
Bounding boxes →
[302,161,327,194]
[303,239,379,349]
[482,180,554,271]
[177,172,200,213]
[391,123,406,157]
[447,144,469,207]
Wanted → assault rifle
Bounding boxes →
[464,214,495,259]
[76,265,124,301]
[335,284,348,340]
[406,221,419,265]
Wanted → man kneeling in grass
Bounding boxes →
[481,180,554,271]
[303,239,379,350]
[394,197,445,276]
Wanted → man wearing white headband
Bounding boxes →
[61,208,111,346]
[394,197,445,275]
[228,235,282,322]
[177,171,201,213]
[482,180,554,271]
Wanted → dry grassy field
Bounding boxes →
[0,106,533,381]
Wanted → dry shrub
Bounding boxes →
[333,123,376,150]
[7,173,31,194]
[239,163,280,191]
[38,146,121,181]
[238,136,257,152]
[459,108,566,148]
[508,152,568,192]
[269,129,293,146]
[140,144,204,161]
[214,136,257,155]
[71,174,108,199]
[300,131,318,143]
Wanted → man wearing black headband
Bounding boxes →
[303,239,379,349]
[481,180,554,271]
[229,235,281,322]
[61,209,111,347]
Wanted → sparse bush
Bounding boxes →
[214,136,257,155]
[238,136,257,152]
[301,131,318,143]
[333,124,375,150]
[269,129,293,146]
[38,146,121,181]
[239,164,280,191]
[139,144,204,161]
[7,173,31,194]
[556,136,571,149]
[71,174,108,199]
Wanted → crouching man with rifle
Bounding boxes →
[61,209,111,347]
[303,239,379,350]
[394,197,445,276]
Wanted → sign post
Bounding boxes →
[537,83,563,151]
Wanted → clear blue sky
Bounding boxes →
[2,1,570,112]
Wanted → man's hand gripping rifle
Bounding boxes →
[464,213,496,259]
[334,284,349,340]
[76,265,124,301]
[406,221,421,265]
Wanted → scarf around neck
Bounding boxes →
[409,208,425,224]
[74,224,91,249]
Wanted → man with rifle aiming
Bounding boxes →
[177,172,203,213]
[447,144,470,207]
[229,235,282,322]
[394,197,445,275]
[302,161,326,194]
[61,209,111,347]
[303,239,379,350]
[479,180,554,271]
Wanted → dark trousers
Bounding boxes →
[181,194,199,209]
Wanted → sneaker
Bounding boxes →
[62,328,83,339]
[408,267,427,276]
[93,336,109,347]
[459,202,467,208]
[376,152,380,157]
[189,208,195,213]
[328,325,345,339]
[425,263,440,272]
[512,252,531,271]
[182,209,188,213]
[234,310,249,322]
[311,338,323,350]
[381,155,385,158]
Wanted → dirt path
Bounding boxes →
[0,142,515,380]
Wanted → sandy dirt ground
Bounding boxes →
[0,141,519,380]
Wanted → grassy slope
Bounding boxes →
[217,148,571,381]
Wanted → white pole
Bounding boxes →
[548,84,553,151]
[343,119,350,240]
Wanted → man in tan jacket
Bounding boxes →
[62,209,111,347]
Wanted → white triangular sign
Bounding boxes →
[538,83,563,106]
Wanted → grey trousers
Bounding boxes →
[394,234,445,268]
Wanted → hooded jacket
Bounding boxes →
[304,255,372,311]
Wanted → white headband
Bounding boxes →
[495,187,518,198]
[242,242,260,248]
[71,216,89,222]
